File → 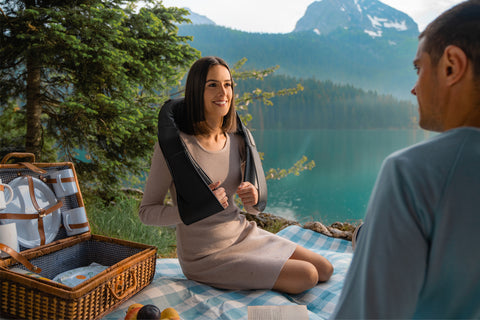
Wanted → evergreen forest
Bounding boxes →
[236,75,418,130]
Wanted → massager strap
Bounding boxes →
[157,98,224,225]
[236,114,267,212]
[157,98,267,224]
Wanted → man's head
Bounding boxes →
[411,0,480,132]
[420,1,480,77]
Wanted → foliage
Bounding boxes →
[232,57,304,125]
[85,193,177,257]
[265,156,316,181]
[226,58,316,183]
[0,101,25,154]
[0,0,199,197]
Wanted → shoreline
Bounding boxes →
[243,211,360,241]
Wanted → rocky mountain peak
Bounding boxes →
[294,0,418,38]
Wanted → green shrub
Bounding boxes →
[84,194,177,258]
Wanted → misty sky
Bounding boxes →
[161,0,465,33]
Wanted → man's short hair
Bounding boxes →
[420,0,480,80]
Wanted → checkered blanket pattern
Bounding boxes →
[103,225,353,320]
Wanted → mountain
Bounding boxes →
[294,0,418,38]
[177,0,420,100]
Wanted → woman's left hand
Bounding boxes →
[236,181,258,208]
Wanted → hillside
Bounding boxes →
[178,0,420,100]
[235,74,417,130]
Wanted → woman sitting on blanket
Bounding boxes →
[139,56,333,294]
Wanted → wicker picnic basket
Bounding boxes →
[0,153,157,320]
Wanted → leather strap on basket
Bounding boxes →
[0,176,63,246]
[69,222,89,230]
[19,162,47,175]
[0,243,42,273]
[27,176,62,245]
[44,177,75,184]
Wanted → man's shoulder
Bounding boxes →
[384,127,480,171]
[392,127,479,157]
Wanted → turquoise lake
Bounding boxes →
[253,129,434,225]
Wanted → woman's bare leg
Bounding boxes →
[272,246,334,294]
[290,245,334,282]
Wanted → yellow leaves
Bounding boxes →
[27,22,38,32]
[265,156,315,181]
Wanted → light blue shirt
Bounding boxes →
[331,127,480,319]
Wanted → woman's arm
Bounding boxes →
[139,143,183,226]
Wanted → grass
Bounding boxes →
[84,194,178,258]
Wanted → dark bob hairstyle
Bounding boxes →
[177,56,237,135]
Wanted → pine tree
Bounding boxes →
[0,0,199,195]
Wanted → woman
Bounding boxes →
[139,56,333,294]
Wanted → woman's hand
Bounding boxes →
[236,181,258,208]
[209,181,229,209]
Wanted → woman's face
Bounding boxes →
[203,65,233,124]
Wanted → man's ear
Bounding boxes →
[442,45,468,86]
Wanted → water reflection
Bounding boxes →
[255,129,432,224]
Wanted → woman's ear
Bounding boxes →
[442,45,469,86]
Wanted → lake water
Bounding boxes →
[253,129,433,225]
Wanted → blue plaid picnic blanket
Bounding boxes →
[103,225,353,320]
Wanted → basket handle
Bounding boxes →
[0,153,47,175]
[108,270,138,301]
[1,153,36,164]
[0,243,42,273]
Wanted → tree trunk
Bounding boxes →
[25,53,43,158]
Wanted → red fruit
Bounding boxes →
[124,305,142,320]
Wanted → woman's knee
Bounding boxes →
[273,260,319,294]
[304,263,320,287]
[318,261,334,282]
[291,263,318,294]
[290,245,334,282]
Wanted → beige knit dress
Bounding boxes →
[139,132,297,290]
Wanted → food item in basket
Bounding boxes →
[125,303,144,320]
[138,304,162,319]
[52,262,108,287]
[161,307,180,320]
